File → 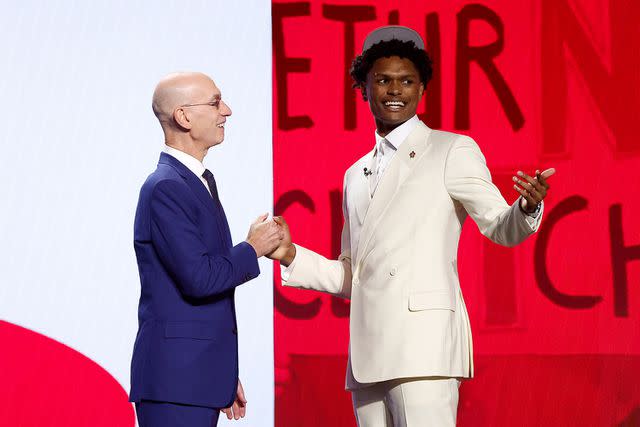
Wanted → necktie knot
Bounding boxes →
[202,169,214,181]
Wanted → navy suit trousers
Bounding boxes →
[136,400,220,427]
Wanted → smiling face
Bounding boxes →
[363,56,424,137]
[187,79,232,149]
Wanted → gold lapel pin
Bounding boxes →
[409,151,416,159]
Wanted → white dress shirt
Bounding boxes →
[163,145,211,196]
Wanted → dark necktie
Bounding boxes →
[202,169,220,205]
[202,169,232,246]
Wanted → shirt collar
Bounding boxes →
[163,145,206,179]
[374,115,420,151]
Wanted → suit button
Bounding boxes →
[232,328,237,335]
[353,278,359,286]
[390,268,397,276]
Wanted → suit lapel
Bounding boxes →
[355,122,433,266]
[159,153,218,217]
[216,200,233,247]
[351,150,375,225]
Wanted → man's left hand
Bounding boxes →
[513,168,556,214]
[221,379,247,420]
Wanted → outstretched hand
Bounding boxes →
[221,379,247,420]
[267,216,296,266]
[513,168,556,213]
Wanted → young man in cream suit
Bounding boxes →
[270,26,555,426]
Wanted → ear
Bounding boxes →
[173,107,192,130]
[418,82,425,99]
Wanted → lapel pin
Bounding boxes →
[409,151,416,159]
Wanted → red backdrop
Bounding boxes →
[272,1,640,426]
[0,321,134,426]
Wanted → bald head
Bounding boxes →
[152,72,216,129]
[151,72,231,159]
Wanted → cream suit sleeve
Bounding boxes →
[444,135,543,247]
[280,175,353,300]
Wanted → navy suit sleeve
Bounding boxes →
[149,180,260,298]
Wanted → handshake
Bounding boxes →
[244,214,296,266]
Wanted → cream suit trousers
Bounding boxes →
[352,377,461,427]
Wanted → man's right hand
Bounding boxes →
[245,214,284,258]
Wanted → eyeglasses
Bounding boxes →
[179,99,220,109]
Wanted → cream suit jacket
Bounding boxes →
[283,121,542,389]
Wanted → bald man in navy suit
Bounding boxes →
[129,72,282,427]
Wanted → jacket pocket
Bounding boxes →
[164,321,216,340]
[408,290,455,312]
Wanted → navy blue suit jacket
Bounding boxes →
[129,152,259,409]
